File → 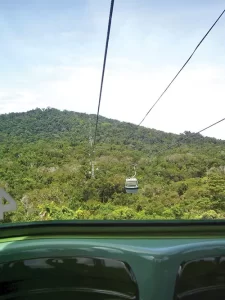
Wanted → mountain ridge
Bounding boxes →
[0,107,223,146]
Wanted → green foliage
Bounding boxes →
[0,108,225,222]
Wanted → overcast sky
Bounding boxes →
[0,0,225,139]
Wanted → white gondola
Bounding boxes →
[125,178,138,194]
[125,165,138,193]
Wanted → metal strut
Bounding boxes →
[132,165,137,178]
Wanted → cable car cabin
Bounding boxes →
[125,178,138,193]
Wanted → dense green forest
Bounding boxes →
[1,107,225,222]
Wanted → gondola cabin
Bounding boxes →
[125,178,138,193]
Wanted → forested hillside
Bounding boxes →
[1,107,225,222]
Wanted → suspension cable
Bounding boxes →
[93,0,115,151]
[138,9,225,126]
[150,116,225,158]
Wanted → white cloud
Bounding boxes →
[0,89,39,113]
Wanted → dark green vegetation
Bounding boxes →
[1,107,225,222]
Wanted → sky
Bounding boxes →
[0,0,225,139]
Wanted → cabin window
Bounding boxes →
[0,256,139,300]
[174,256,225,300]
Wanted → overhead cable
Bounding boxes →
[138,9,225,126]
[153,116,225,157]
[93,0,115,150]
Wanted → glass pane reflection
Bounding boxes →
[0,256,139,300]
